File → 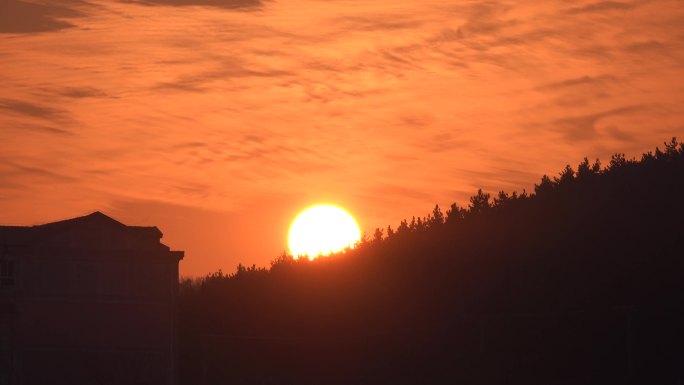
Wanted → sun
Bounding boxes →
[288,205,361,259]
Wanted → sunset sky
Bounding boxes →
[1,0,683,276]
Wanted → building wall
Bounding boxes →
[0,314,12,385]
[12,251,179,385]
[1,214,182,385]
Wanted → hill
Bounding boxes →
[179,138,684,385]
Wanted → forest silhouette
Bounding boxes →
[179,139,684,385]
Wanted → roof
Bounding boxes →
[1,211,159,237]
[0,212,182,259]
[36,211,163,237]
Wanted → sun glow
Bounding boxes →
[288,205,362,259]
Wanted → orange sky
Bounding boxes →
[1,0,683,276]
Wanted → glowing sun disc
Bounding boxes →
[288,205,361,259]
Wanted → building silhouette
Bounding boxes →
[0,212,184,385]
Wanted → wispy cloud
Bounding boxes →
[59,87,109,98]
[0,159,79,190]
[127,0,263,9]
[154,64,292,92]
[536,75,619,91]
[566,1,636,14]
[9,123,73,136]
[0,98,69,121]
[550,105,645,141]
[0,0,87,33]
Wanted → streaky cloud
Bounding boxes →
[566,1,636,14]
[0,0,87,34]
[59,87,109,98]
[0,159,78,183]
[0,98,68,121]
[536,75,619,91]
[11,123,73,136]
[124,0,263,9]
[551,105,644,141]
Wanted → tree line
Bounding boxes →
[179,138,684,385]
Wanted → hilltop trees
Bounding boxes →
[179,138,684,385]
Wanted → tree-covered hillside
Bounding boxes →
[179,139,684,385]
